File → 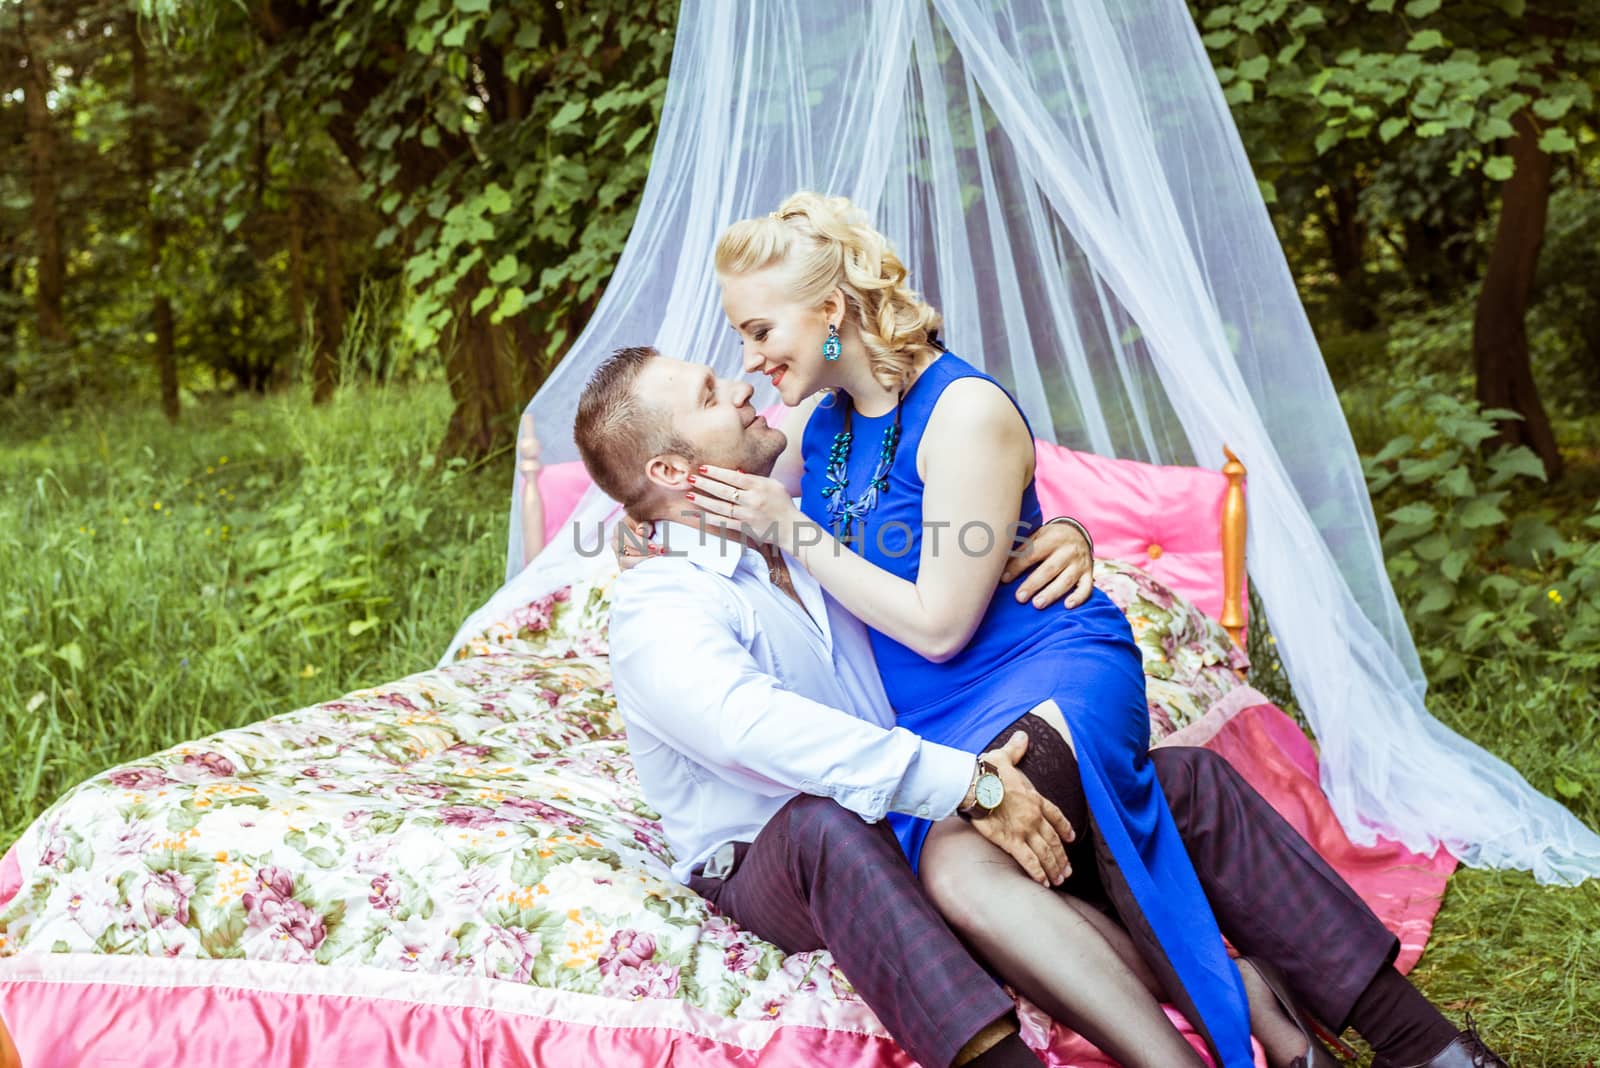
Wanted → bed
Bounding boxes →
[0,442,1454,1067]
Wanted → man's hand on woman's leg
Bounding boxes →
[968,730,1076,885]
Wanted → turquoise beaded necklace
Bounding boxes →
[819,391,903,543]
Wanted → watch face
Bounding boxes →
[975,773,1004,810]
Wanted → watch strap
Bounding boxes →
[959,758,1002,817]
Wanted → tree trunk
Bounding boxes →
[0,250,17,397]
[438,263,532,460]
[287,191,307,339]
[312,209,342,404]
[129,13,178,420]
[1322,178,1376,331]
[0,249,18,356]
[1472,107,1561,480]
[153,279,176,414]
[436,284,544,461]
[22,43,67,346]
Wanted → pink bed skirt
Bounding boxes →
[0,953,1249,1068]
[1,697,1451,1067]
[0,954,918,1068]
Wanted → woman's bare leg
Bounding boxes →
[920,817,1207,1068]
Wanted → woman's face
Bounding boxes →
[720,266,834,407]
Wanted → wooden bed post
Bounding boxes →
[0,1006,21,1068]
[1220,445,1248,648]
[518,412,546,567]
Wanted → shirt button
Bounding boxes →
[917,805,931,817]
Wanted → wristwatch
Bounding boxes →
[959,759,1005,817]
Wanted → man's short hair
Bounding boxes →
[575,346,690,512]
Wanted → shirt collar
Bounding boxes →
[656,520,835,652]
[657,520,753,579]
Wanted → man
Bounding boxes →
[575,345,1506,1068]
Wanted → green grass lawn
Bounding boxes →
[0,383,509,843]
[2,383,1597,1064]
[1398,675,1600,1066]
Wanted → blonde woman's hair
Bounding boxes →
[714,192,943,392]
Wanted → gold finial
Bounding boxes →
[1219,444,1248,651]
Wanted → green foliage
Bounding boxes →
[1196,1,1598,178]
[1194,0,1600,327]
[5,3,677,457]
[238,458,433,641]
[196,0,676,370]
[1362,377,1600,686]
[0,2,394,407]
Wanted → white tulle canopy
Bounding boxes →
[448,0,1600,884]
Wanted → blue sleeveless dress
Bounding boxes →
[800,352,1254,1067]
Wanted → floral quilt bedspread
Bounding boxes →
[452,556,1250,742]
[0,651,862,1025]
[0,556,1250,1040]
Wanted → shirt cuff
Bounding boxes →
[1045,515,1094,559]
[888,740,976,822]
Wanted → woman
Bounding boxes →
[686,193,1295,1068]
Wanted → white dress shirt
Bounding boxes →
[608,521,976,882]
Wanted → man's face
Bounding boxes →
[635,357,788,487]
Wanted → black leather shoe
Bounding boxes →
[1371,1014,1509,1067]
[1239,957,1342,1068]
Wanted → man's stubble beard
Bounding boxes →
[743,427,786,479]
[678,429,785,481]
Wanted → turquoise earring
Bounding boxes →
[823,323,842,361]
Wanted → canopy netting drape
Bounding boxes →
[446,0,1600,884]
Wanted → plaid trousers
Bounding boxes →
[1150,745,1400,1031]
[689,794,1014,1068]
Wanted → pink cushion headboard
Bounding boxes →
[533,461,596,547]
[1033,442,1239,625]
[533,430,1243,625]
